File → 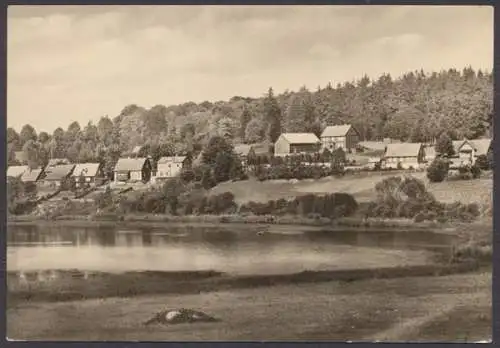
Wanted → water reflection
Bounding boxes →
[7,225,454,275]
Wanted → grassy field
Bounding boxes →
[210,171,492,205]
[7,271,491,341]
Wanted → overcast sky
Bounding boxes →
[8,5,493,133]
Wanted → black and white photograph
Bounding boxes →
[6,4,493,342]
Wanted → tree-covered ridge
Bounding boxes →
[7,66,493,170]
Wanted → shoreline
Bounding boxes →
[7,261,484,306]
[7,213,455,232]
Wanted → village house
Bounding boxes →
[154,156,191,181]
[381,143,425,170]
[113,157,152,183]
[233,144,254,170]
[445,138,492,166]
[274,133,321,157]
[71,163,106,188]
[39,164,76,190]
[320,124,360,153]
[450,139,475,166]
[21,168,44,183]
[7,165,29,179]
[457,138,492,164]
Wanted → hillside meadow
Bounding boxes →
[210,171,492,206]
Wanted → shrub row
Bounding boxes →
[253,163,344,181]
[239,193,358,219]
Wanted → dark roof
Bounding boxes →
[43,164,75,181]
[157,156,187,164]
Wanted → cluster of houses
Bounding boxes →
[7,154,192,191]
[252,124,492,171]
[7,124,492,190]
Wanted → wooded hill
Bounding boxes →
[8,66,493,171]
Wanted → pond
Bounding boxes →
[7,225,455,276]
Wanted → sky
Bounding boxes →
[7,5,494,133]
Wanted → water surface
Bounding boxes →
[7,225,454,275]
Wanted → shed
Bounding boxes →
[274,133,321,157]
[71,163,105,187]
[155,156,189,179]
[113,157,152,183]
[382,143,425,170]
[320,124,360,151]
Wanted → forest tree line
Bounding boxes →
[8,66,493,174]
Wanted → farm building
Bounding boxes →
[274,133,321,157]
[7,165,29,179]
[320,124,360,152]
[113,157,152,183]
[155,156,190,180]
[21,168,44,183]
[71,163,105,188]
[381,143,425,170]
[40,164,76,190]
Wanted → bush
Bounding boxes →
[427,158,448,182]
[475,155,490,170]
[368,176,480,222]
[413,212,426,223]
[251,161,342,181]
[471,164,481,179]
[95,187,113,209]
[180,169,195,183]
[449,164,481,181]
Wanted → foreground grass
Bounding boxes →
[7,271,491,341]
